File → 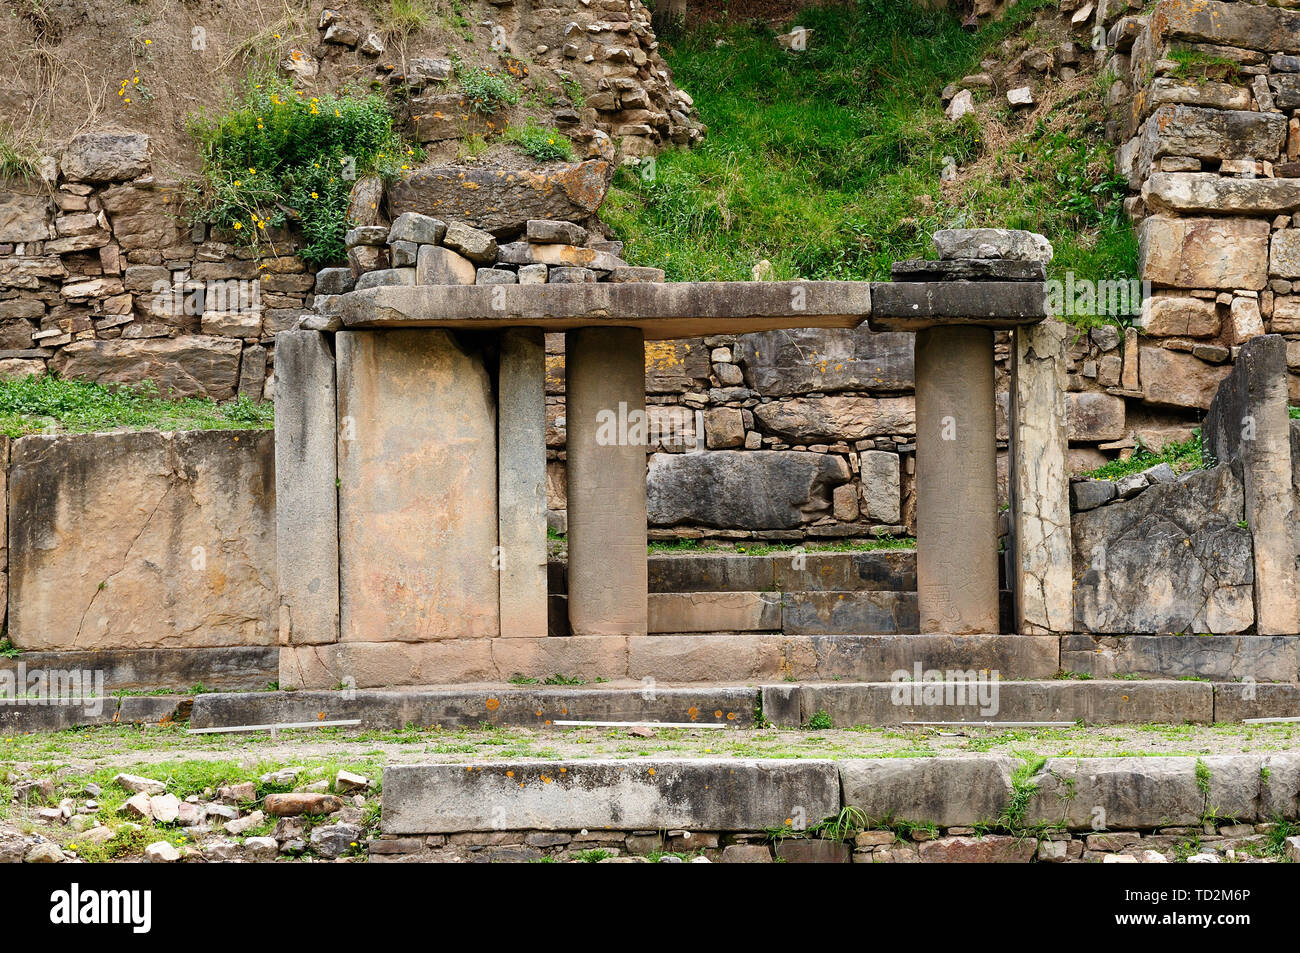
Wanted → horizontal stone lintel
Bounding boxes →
[868,280,1048,331]
[340,280,871,339]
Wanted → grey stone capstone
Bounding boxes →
[932,228,1054,263]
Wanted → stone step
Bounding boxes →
[644,590,917,634]
[380,752,1300,836]
[0,694,189,734]
[0,647,278,694]
[761,680,1217,727]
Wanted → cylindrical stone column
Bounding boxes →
[565,327,649,636]
[914,325,999,633]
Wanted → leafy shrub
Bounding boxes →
[188,80,422,265]
[458,65,520,115]
[506,120,574,162]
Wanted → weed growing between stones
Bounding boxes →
[188,76,423,265]
[505,119,575,162]
[1081,430,1206,482]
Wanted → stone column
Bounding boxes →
[565,327,649,636]
[497,328,549,638]
[914,325,999,633]
[1010,319,1074,633]
[273,330,339,648]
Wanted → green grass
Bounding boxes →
[458,64,520,115]
[1081,431,1205,482]
[505,119,574,162]
[605,0,1135,303]
[0,375,273,437]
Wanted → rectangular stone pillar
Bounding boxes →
[274,330,340,647]
[914,325,999,633]
[1203,334,1300,635]
[1009,319,1074,634]
[498,328,549,638]
[565,327,648,637]
[336,329,500,645]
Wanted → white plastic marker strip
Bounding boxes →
[902,721,1076,728]
[1243,716,1300,724]
[552,720,729,729]
[187,719,362,735]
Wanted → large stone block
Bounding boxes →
[648,591,782,633]
[1202,335,1300,634]
[1143,172,1300,216]
[646,450,849,529]
[1063,635,1299,683]
[1135,107,1287,178]
[382,759,841,833]
[858,450,902,523]
[60,132,151,183]
[627,634,787,681]
[777,634,1060,681]
[1138,215,1269,290]
[841,757,1014,826]
[273,331,339,646]
[50,336,243,399]
[734,327,914,396]
[386,160,610,234]
[772,550,916,592]
[648,553,777,593]
[8,431,276,650]
[1137,295,1220,338]
[98,181,185,251]
[1151,0,1300,55]
[1072,465,1253,633]
[0,191,52,243]
[751,396,915,442]
[278,639,497,689]
[1066,391,1125,442]
[335,330,499,643]
[0,647,278,693]
[1139,345,1231,410]
[780,591,918,635]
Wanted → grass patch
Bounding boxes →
[0,375,273,437]
[605,0,1134,307]
[1081,431,1205,482]
[188,76,422,266]
[505,119,574,162]
[458,64,520,115]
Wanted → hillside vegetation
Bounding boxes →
[606,0,1136,288]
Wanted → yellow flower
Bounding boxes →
[248,168,256,174]
[273,33,281,39]
[144,38,152,45]
[233,222,243,230]
[334,109,341,118]
[124,98,131,104]
[132,77,139,84]
[233,180,241,187]
[401,164,409,170]
[310,191,318,199]
[118,88,125,97]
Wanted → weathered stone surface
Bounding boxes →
[193,686,759,730]
[382,760,841,833]
[646,450,849,528]
[526,219,588,244]
[752,396,914,442]
[1072,465,1253,634]
[0,647,277,693]
[498,329,548,639]
[442,221,498,264]
[734,327,913,396]
[891,258,1045,282]
[932,229,1052,262]
[1066,391,1125,442]
[98,182,184,251]
[343,281,871,338]
[1063,635,1299,683]
[1139,345,1232,409]
[565,327,648,637]
[50,336,242,399]
[773,839,850,863]
[780,591,917,635]
[868,281,1047,331]
[264,793,343,816]
[648,591,782,633]
[336,330,498,644]
[60,132,151,183]
[1203,337,1299,633]
[1144,77,1252,113]
[278,640,497,689]
[1136,106,1287,177]
[274,331,339,646]
[0,191,51,243]
[919,835,1035,863]
[8,431,276,650]
[1012,318,1074,634]
[1151,0,1300,56]
[355,267,414,290]
[1271,230,1300,279]
[858,450,902,523]
[386,212,446,246]
[841,757,1013,826]
[1143,172,1300,216]
[387,161,611,234]
[772,550,916,592]
[647,553,778,593]
[415,244,476,285]
[1138,295,1220,338]
[1138,216,1269,290]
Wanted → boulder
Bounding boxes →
[1135,106,1287,181]
[387,161,610,234]
[51,336,242,399]
[932,228,1053,262]
[442,221,498,264]
[386,212,446,246]
[1139,345,1231,410]
[752,395,915,442]
[647,450,848,528]
[264,793,342,816]
[1072,464,1253,633]
[60,132,151,183]
[1151,0,1300,56]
